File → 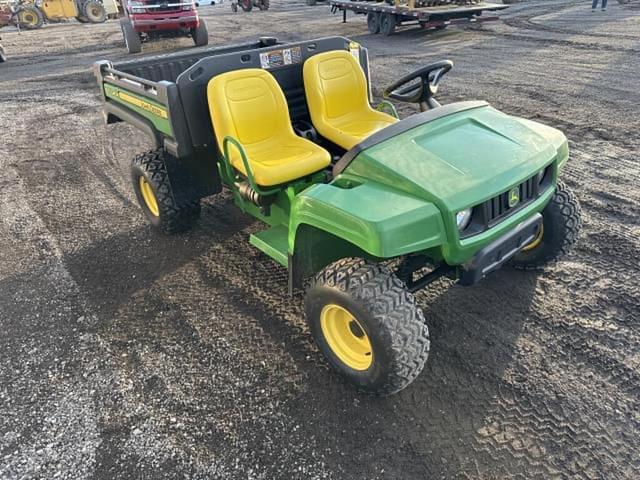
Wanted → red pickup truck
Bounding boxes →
[120,0,208,54]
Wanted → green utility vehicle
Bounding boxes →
[94,37,581,395]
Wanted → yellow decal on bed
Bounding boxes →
[117,91,168,119]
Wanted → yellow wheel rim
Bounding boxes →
[20,12,37,25]
[320,304,373,371]
[522,224,544,252]
[139,176,160,217]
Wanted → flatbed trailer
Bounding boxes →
[329,0,508,35]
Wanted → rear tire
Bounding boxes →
[192,19,208,46]
[83,0,107,23]
[511,180,582,270]
[305,258,430,396]
[367,11,380,34]
[131,150,201,234]
[380,13,396,36]
[121,18,141,54]
[16,6,44,30]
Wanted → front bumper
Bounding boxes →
[458,213,542,286]
[132,14,198,31]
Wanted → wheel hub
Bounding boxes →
[320,304,373,371]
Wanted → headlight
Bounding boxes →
[456,208,472,231]
[129,1,145,13]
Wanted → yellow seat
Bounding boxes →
[207,68,331,187]
[303,50,398,151]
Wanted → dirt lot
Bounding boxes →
[1,0,639,478]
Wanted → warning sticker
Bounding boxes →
[260,46,302,69]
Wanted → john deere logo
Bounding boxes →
[508,188,520,208]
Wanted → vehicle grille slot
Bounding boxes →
[483,170,549,227]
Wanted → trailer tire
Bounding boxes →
[380,13,396,36]
[306,258,430,396]
[367,11,380,34]
[121,18,142,54]
[83,0,107,23]
[192,19,208,46]
[511,180,582,270]
[131,150,201,234]
[16,6,44,30]
[240,0,253,11]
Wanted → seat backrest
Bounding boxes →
[207,68,293,149]
[303,50,370,124]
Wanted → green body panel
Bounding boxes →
[103,83,174,137]
[287,104,568,266]
[250,225,288,267]
[289,180,445,258]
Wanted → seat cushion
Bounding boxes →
[329,110,397,150]
[207,68,330,186]
[303,50,398,150]
[234,137,330,186]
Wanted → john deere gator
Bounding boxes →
[94,37,581,395]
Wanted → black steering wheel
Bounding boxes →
[383,60,453,111]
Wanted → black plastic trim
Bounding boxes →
[458,213,542,286]
[332,100,488,176]
[104,101,163,148]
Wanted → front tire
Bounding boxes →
[16,6,44,29]
[121,18,142,54]
[511,180,582,269]
[192,19,208,47]
[131,150,201,234]
[305,258,430,396]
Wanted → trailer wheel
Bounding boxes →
[121,18,142,54]
[380,13,396,36]
[83,0,107,23]
[192,19,208,46]
[131,150,201,234]
[16,6,44,29]
[305,258,430,396]
[240,0,253,11]
[367,11,380,34]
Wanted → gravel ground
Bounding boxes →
[0,1,639,478]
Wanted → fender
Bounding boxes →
[288,179,446,290]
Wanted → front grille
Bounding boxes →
[141,1,185,12]
[459,165,553,239]
[487,175,539,225]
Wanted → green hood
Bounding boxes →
[344,104,567,212]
